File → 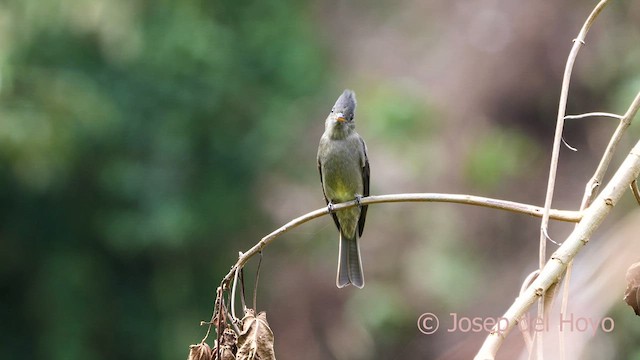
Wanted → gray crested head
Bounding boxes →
[325,89,357,136]
[332,89,357,119]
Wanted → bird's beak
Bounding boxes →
[335,112,346,123]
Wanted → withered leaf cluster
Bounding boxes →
[188,310,276,360]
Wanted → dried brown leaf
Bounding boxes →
[188,343,213,360]
[236,309,276,360]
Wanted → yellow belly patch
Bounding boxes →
[334,181,352,201]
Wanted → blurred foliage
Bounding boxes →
[364,85,438,145]
[0,0,327,359]
[464,128,540,191]
[405,207,481,307]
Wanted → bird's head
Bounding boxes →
[326,90,357,135]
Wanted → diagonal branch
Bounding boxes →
[475,138,640,360]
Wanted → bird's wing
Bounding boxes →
[358,137,370,237]
[318,157,341,231]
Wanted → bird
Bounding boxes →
[317,89,370,288]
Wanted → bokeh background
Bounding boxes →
[1,0,640,359]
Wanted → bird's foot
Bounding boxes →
[327,201,335,214]
[355,194,363,207]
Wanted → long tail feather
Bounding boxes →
[337,233,364,288]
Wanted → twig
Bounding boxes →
[539,0,610,249]
[216,287,225,359]
[561,136,578,152]
[253,251,263,311]
[230,261,240,321]
[474,138,640,360]
[564,112,623,120]
[536,1,610,357]
[239,268,246,311]
[223,299,241,335]
[201,286,223,344]
[542,227,562,246]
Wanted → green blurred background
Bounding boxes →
[1,0,639,359]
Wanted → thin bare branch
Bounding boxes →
[223,299,241,335]
[542,227,562,246]
[231,261,240,321]
[539,0,610,249]
[239,269,246,311]
[564,112,623,120]
[201,287,222,344]
[536,2,611,357]
[253,251,263,311]
[561,136,578,152]
[539,0,611,261]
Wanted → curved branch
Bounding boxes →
[221,193,581,285]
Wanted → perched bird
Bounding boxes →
[317,90,370,288]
